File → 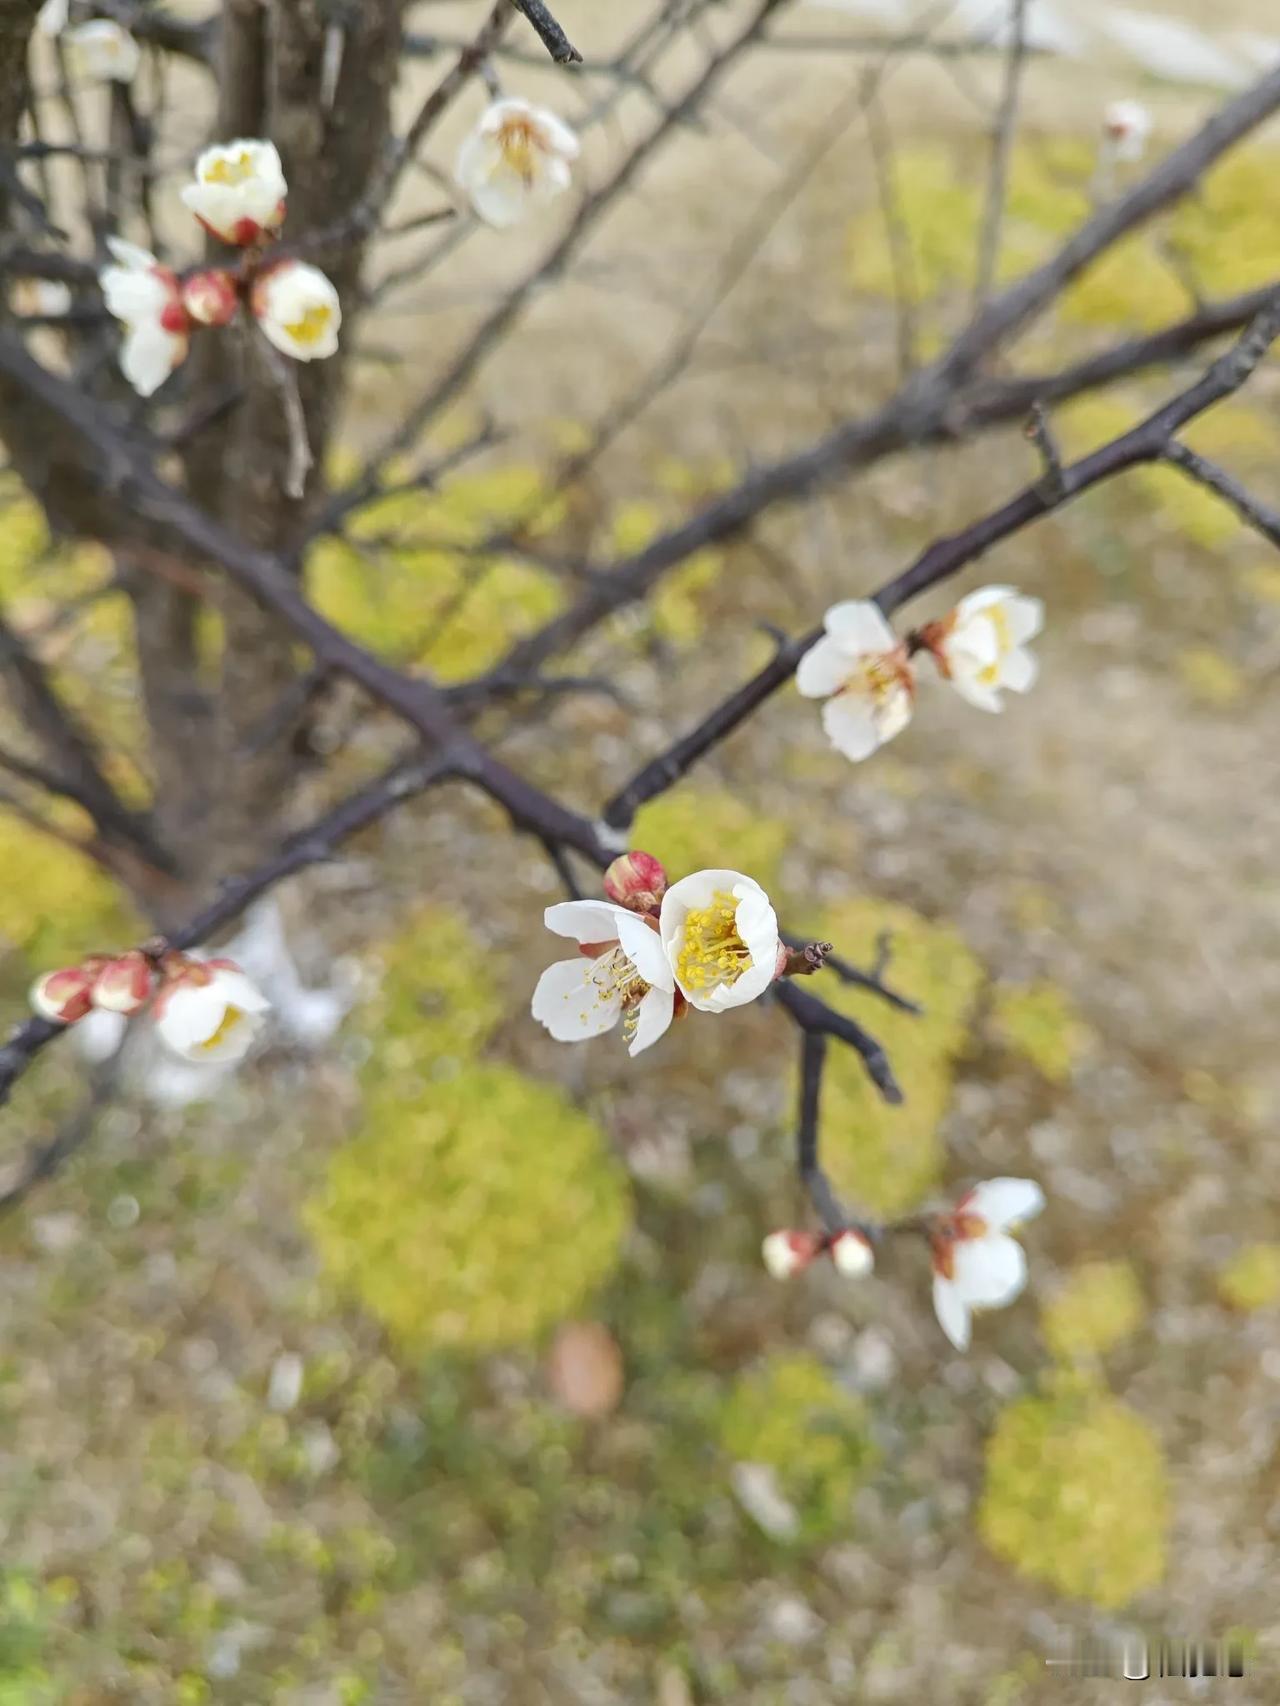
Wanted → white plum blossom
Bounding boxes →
[930,1178,1045,1352]
[1102,99,1152,163]
[251,260,341,362]
[830,1228,875,1277]
[65,19,140,82]
[796,600,914,763]
[928,584,1043,712]
[761,1229,823,1280]
[532,899,676,1057]
[659,869,781,1014]
[153,958,271,1064]
[98,237,190,397]
[456,97,579,228]
[180,139,287,245]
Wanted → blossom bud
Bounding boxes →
[91,950,155,1015]
[181,268,239,327]
[829,1228,875,1278]
[30,960,104,1024]
[761,1229,824,1280]
[602,850,667,915]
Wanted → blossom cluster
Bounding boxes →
[765,1177,1045,1353]
[797,584,1044,763]
[531,851,786,1058]
[31,948,270,1065]
[99,140,339,398]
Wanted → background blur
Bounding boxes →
[3,1,1280,1700]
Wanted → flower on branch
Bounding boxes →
[830,1227,875,1277]
[930,1177,1045,1352]
[455,97,580,229]
[64,19,140,83]
[532,899,677,1056]
[91,950,154,1015]
[98,237,190,397]
[796,601,915,763]
[180,139,287,247]
[762,1229,824,1279]
[251,260,341,362]
[30,960,105,1024]
[920,584,1043,713]
[181,269,239,328]
[1103,100,1152,163]
[659,868,781,1013]
[602,850,667,915]
[152,957,271,1064]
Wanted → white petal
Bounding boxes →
[66,20,140,82]
[952,1233,1028,1310]
[536,108,580,160]
[873,681,914,744]
[543,899,628,945]
[932,1274,971,1351]
[120,322,184,397]
[531,958,621,1042]
[208,966,271,1015]
[1003,595,1044,646]
[155,983,223,1052]
[955,584,1017,621]
[946,658,1004,713]
[104,235,156,271]
[469,169,534,230]
[964,1177,1045,1232]
[821,692,886,762]
[999,646,1039,695]
[36,0,69,35]
[823,599,897,654]
[947,615,1001,667]
[628,985,674,1056]
[100,267,167,322]
[186,1007,264,1065]
[613,910,672,991]
[795,633,853,699]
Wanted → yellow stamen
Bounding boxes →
[496,117,542,184]
[198,1006,244,1054]
[281,304,332,347]
[675,889,752,993]
[205,149,257,186]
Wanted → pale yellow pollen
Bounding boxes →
[564,946,649,1037]
[495,117,543,184]
[675,889,751,993]
[205,149,257,186]
[281,303,333,347]
[197,1005,245,1054]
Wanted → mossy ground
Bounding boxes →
[3,12,1280,1701]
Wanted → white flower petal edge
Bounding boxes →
[962,1176,1045,1231]
[659,867,780,1013]
[456,97,579,229]
[35,0,69,36]
[65,20,141,83]
[932,1271,972,1351]
[98,240,188,398]
[531,958,623,1042]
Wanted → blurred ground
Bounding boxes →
[2,3,1280,1703]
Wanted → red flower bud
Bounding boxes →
[761,1229,824,1280]
[181,268,239,327]
[30,960,105,1024]
[602,850,667,915]
[91,950,155,1015]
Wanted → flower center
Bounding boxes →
[282,304,332,346]
[198,1006,244,1054]
[675,890,752,992]
[206,150,257,187]
[850,654,904,705]
[497,118,542,183]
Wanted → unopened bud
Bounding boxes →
[829,1228,875,1278]
[762,1229,824,1280]
[91,949,155,1015]
[30,959,104,1024]
[181,268,239,327]
[603,850,667,914]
